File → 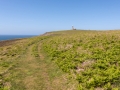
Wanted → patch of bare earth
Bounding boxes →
[24,76,36,89]
[95,87,104,90]
[76,60,95,73]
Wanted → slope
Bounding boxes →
[0,35,74,90]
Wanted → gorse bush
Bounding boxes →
[42,30,120,89]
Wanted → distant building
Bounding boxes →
[72,26,76,30]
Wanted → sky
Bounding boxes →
[0,0,120,35]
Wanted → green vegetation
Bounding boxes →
[0,30,120,90]
[42,30,120,89]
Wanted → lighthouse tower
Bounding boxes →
[72,26,74,30]
[72,26,76,30]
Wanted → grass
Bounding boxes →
[0,30,120,90]
[0,35,72,90]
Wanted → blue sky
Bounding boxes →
[0,0,120,35]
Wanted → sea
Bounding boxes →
[0,35,36,41]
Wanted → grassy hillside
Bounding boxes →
[0,30,120,90]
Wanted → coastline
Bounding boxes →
[0,35,37,47]
[0,38,22,47]
[0,35,36,41]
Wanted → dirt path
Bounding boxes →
[10,41,70,90]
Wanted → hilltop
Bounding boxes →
[0,30,120,90]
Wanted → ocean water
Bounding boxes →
[0,35,36,41]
